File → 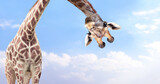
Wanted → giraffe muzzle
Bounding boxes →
[99,42,105,48]
[107,36,114,43]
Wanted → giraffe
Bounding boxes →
[68,0,121,48]
[5,0,50,84]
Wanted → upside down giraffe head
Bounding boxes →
[85,14,121,48]
[68,0,121,48]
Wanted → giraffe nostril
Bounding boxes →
[107,36,114,43]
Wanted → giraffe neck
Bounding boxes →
[68,0,97,17]
[17,0,50,41]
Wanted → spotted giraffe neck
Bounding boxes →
[68,0,97,17]
[17,0,50,41]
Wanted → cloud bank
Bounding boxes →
[40,41,160,84]
[0,41,160,84]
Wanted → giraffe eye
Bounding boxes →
[103,22,107,27]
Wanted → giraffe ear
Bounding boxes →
[107,22,121,30]
[85,33,93,46]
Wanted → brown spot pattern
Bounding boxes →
[13,58,17,65]
[15,68,18,72]
[28,34,34,40]
[22,33,29,45]
[35,10,39,20]
[39,4,44,12]
[31,18,36,27]
[16,73,19,79]
[18,64,24,68]
[19,70,23,74]
[34,79,38,83]
[18,54,24,59]
[38,72,41,78]
[20,76,24,83]
[27,23,32,30]
[20,49,26,54]
[35,56,40,63]
[27,29,32,35]
[10,53,12,60]
[43,0,48,7]
[77,2,85,8]
[5,0,50,83]
[14,52,17,56]
[24,51,29,59]
[70,0,81,3]
[18,43,26,51]
[31,37,37,45]
[31,50,37,59]
[20,29,24,35]
[36,45,40,49]
[16,38,21,45]
[30,47,36,53]
[20,59,25,62]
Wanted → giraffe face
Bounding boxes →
[85,14,106,38]
[85,14,121,48]
[87,22,101,37]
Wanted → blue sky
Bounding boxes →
[1,0,160,84]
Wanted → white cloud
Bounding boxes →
[61,72,94,82]
[143,30,150,34]
[0,20,20,29]
[41,41,160,84]
[0,21,10,28]
[11,24,20,28]
[40,50,144,83]
[145,41,160,50]
[130,7,160,35]
[139,55,154,61]
[0,51,6,69]
[153,19,160,25]
[133,7,160,16]
[42,51,143,73]
[71,52,143,72]
[105,41,160,84]
[135,23,158,34]
[40,51,144,83]
[144,41,160,56]
[42,51,71,67]
[135,23,148,30]
[150,25,158,30]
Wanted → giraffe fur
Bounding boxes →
[68,0,121,48]
[5,0,50,84]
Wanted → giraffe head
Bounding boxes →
[85,14,120,48]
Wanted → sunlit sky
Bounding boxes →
[1,0,160,84]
